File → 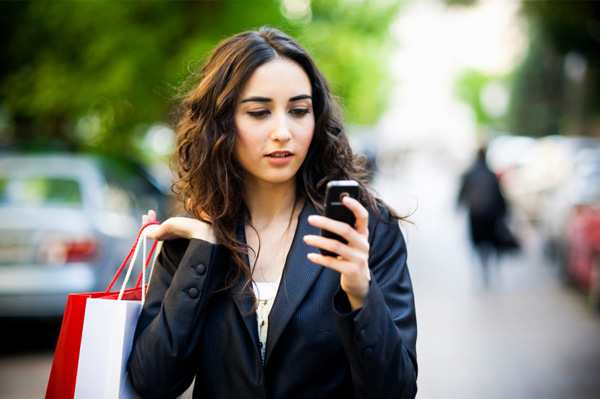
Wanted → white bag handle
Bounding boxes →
[117,224,162,304]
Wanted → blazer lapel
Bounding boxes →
[264,201,323,363]
[232,280,260,349]
[231,221,260,353]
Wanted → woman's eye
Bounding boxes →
[248,110,270,118]
[290,108,310,116]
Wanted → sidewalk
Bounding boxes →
[374,149,600,399]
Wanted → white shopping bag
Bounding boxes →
[74,298,143,399]
[71,224,161,399]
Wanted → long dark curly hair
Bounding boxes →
[173,27,400,292]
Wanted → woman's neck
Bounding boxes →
[244,181,298,226]
[244,180,302,283]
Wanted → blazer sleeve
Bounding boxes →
[127,237,226,399]
[333,208,418,399]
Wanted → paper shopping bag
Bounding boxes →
[45,287,143,399]
[73,297,143,399]
[46,223,160,399]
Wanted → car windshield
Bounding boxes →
[0,176,83,208]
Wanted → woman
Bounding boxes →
[458,146,518,284]
[128,27,417,399]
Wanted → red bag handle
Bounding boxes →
[106,222,160,293]
[135,240,159,288]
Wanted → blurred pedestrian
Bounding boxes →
[127,27,417,398]
[458,146,519,284]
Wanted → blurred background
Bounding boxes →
[1,0,600,398]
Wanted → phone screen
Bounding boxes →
[319,180,360,257]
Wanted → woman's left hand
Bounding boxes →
[303,196,370,310]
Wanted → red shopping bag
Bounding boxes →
[45,223,160,399]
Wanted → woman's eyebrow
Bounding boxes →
[240,96,271,103]
[240,94,312,104]
[290,94,312,102]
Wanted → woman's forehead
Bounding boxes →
[240,58,312,100]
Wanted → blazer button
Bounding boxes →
[196,263,206,275]
[357,328,366,342]
[362,347,374,359]
[188,288,199,299]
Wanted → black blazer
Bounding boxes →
[128,202,418,398]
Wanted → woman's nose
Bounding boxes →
[270,112,292,142]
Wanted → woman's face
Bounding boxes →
[234,58,315,190]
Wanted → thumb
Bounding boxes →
[145,224,162,240]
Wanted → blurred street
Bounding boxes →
[0,318,59,398]
[374,148,600,399]
[1,148,600,398]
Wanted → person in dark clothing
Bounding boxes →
[127,27,418,399]
[458,147,518,284]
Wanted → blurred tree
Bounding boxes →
[443,0,477,6]
[454,69,512,133]
[0,1,287,159]
[510,0,600,137]
[300,0,401,124]
[0,0,401,162]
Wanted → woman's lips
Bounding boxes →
[266,151,293,164]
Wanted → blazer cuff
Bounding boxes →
[166,238,218,307]
[333,273,386,362]
[332,270,375,318]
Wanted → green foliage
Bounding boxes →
[0,1,289,158]
[455,70,498,129]
[511,0,600,137]
[509,29,565,137]
[522,0,600,63]
[0,0,401,161]
[298,0,401,124]
[443,0,478,7]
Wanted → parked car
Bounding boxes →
[564,158,600,310]
[486,134,538,184]
[537,139,600,270]
[0,153,172,318]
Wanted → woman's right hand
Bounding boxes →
[142,210,217,244]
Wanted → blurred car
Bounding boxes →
[0,153,172,318]
[564,157,600,310]
[487,135,592,223]
[537,139,600,269]
[486,134,538,184]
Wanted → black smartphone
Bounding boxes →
[319,180,360,257]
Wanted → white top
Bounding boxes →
[252,278,281,364]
